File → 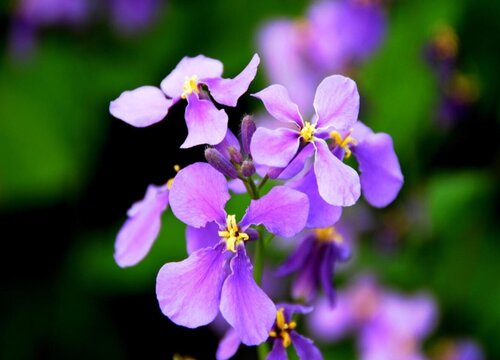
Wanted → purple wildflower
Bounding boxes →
[156,163,309,345]
[109,0,161,34]
[251,75,361,207]
[110,54,260,148]
[276,227,350,305]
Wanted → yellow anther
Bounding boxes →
[314,226,343,244]
[330,130,357,159]
[181,75,200,99]
[300,121,316,142]
[281,332,292,348]
[433,25,459,60]
[166,165,181,189]
[270,308,297,348]
[276,308,286,329]
[218,214,249,252]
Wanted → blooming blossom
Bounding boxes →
[110,54,260,148]
[156,163,309,345]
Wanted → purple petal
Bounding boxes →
[276,235,314,277]
[314,140,360,206]
[351,121,374,143]
[169,163,229,227]
[306,295,353,342]
[251,127,300,168]
[276,143,315,180]
[228,179,247,194]
[291,332,323,360]
[280,303,314,319]
[109,86,172,127]
[114,184,169,267]
[239,186,309,237]
[214,129,241,160]
[216,328,241,360]
[220,247,276,345]
[353,133,403,207]
[186,222,222,255]
[204,54,260,107]
[313,75,359,131]
[160,55,223,99]
[267,340,287,360]
[181,93,228,148]
[252,84,304,126]
[320,245,337,305]
[156,244,230,328]
[291,248,320,303]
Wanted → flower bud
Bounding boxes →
[228,146,243,164]
[241,159,256,177]
[205,148,239,179]
[240,115,256,155]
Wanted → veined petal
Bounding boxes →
[114,184,169,267]
[314,140,360,206]
[216,328,241,360]
[181,93,228,148]
[109,86,172,127]
[252,84,304,126]
[186,222,222,255]
[291,332,323,360]
[239,186,309,237]
[251,127,300,168]
[204,54,260,107]
[314,75,359,131]
[220,247,276,345]
[169,163,229,227]
[160,55,223,99]
[353,133,403,207]
[267,340,287,360]
[156,244,230,328]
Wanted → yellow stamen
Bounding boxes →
[218,214,249,252]
[166,164,181,189]
[433,25,459,60]
[300,121,316,142]
[181,75,200,99]
[314,226,343,244]
[269,308,297,348]
[330,130,357,159]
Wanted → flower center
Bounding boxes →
[269,308,297,348]
[330,130,357,159]
[300,121,316,142]
[166,164,181,189]
[218,214,249,252]
[314,226,343,244]
[181,75,200,99]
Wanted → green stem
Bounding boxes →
[258,174,270,190]
[248,176,260,199]
[257,342,269,360]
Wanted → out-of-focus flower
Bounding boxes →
[430,338,484,360]
[109,0,160,34]
[110,54,260,148]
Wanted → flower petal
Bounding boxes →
[169,163,229,227]
[276,235,314,277]
[267,340,287,360]
[320,244,337,305]
[291,332,323,360]
[220,247,276,345]
[353,133,403,207]
[216,328,241,360]
[275,143,315,180]
[313,75,359,131]
[186,222,222,255]
[204,54,260,107]
[314,140,360,206]
[280,303,314,319]
[251,127,300,168]
[160,55,223,99]
[109,86,172,127]
[215,129,241,160]
[156,244,230,328]
[181,93,229,148]
[239,186,309,237]
[252,84,304,126]
[307,295,353,342]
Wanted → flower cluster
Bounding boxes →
[110,51,403,359]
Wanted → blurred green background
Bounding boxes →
[0,0,499,359]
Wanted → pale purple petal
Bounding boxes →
[314,140,360,206]
[215,129,241,160]
[280,303,314,319]
[220,247,276,345]
[160,55,224,99]
[267,340,287,360]
[307,295,353,342]
[251,127,300,168]
[114,184,169,267]
[169,163,229,227]
[186,222,222,255]
[353,133,403,207]
[275,143,315,180]
[216,328,241,360]
[291,332,323,360]
[204,54,260,107]
[228,179,247,194]
[351,121,374,143]
[252,84,304,126]
[313,75,359,131]
[156,244,230,328]
[239,186,309,237]
[181,93,228,148]
[109,86,172,127]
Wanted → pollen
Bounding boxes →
[300,121,316,142]
[181,75,200,99]
[314,226,343,244]
[269,308,297,348]
[330,130,357,159]
[166,164,181,189]
[218,214,249,252]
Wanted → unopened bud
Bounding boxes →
[205,148,239,179]
[241,159,256,177]
[228,146,243,164]
[246,228,259,241]
[240,115,256,155]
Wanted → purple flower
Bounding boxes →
[156,163,309,345]
[276,227,350,305]
[251,75,361,207]
[110,54,260,148]
[109,0,161,34]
